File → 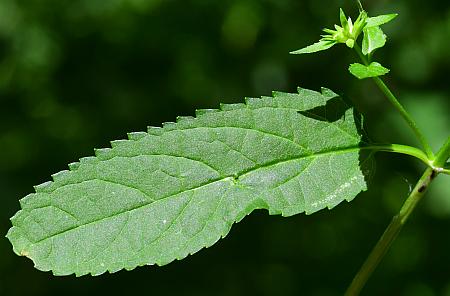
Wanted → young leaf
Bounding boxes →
[349,62,390,79]
[7,88,370,276]
[362,26,387,55]
[290,40,335,54]
[366,14,398,28]
[339,8,350,33]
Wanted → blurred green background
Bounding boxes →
[1,0,449,295]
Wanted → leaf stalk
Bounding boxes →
[362,144,430,167]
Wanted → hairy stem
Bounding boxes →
[353,44,434,159]
[345,137,450,295]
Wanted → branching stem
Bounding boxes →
[345,137,450,295]
[433,136,450,168]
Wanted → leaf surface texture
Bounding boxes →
[362,26,387,55]
[7,88,369,276]
[349,62,390,79]
[290,40,336,54]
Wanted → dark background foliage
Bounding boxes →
[1,0,449,295]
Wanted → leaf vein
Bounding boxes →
[29,146,362,244]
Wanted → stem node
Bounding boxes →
[345,137,450,295]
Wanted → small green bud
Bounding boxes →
[346,39,355,48]
[325,9,367,47]
[292,8,372,55]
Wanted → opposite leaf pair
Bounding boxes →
[290,8,397,80]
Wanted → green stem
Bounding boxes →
[432,136,450,168]
[345,168,433,296]
[353,44,434,159]
[354,43,368,64]
[372,78,434,159]
[345,138,450,295]
[362,144,430,167]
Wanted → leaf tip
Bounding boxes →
[34,181,53,193]
[289,49,303,55]
[51,170,71,182]
[296,86,305,93]
[220,103,246,111]
[94,148,112,160]
[162,121,177,131]
[320,87,339,99]
[20,249,30,258]
[176,116,195,127]
[127,131,147,141]
[244,97,259,107]
[195,109,220,117]
[110,140,128,149]
[147,126,163,135]
[68,162,81,171]
[79,156,98,164]
[272,91,282,97]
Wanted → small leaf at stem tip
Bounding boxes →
[362,26,386,55]
[346,39,355,48]
[349,62,390,79]
[366,14,398,28]
[340,8,350,32]
[290,39,336,54]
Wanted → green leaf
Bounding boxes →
[349,62,390,79]
[7,88,370,276]
[365,14,398,28]
[290,40,336,54]
[339,8,350,32]
[362,26,387,55]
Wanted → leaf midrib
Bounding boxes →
[25,145,363,245]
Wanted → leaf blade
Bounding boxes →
[290,40,336,54]
[362,26,387,55]
[366,14,398,28]
[7,87,369,276]
[349,62,390,79]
